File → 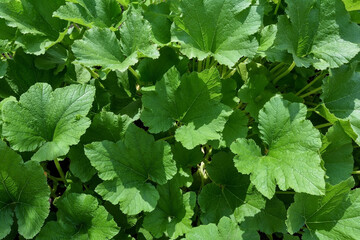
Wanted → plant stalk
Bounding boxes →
[54,158,67,184]
[296,72,326,96]
[300,86,322,98]
[315,122,332,129]
[273,61,296,84]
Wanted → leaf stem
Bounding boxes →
[129,66,140,80]
[274,0,281,15]
[86,67,99,79]
[273,61,296,84]
[270,62,285,74]
[54,158,67,184]
[198,59,203,72]
[315,122,332,129]
[300,86,322,98]
[3,52,11,59]
[352,170,360,175]
[275,191,295,195]
[296,72,326,96]
[205,56,211,69]
[203,145,213,163]
[157,135,174,142]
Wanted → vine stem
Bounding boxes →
[300,86,322,98]
[352,171,360,175]
[296,72,327,96]
[54,158,67,184]
[273,61,296,84]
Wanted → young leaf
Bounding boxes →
[141,67,232,149]
[231,95,325,199]
[84,124,177,215]
[0,140,50,239]
[53,0,122,28]
[37,193,119,240]
[171,0,263,67]
[2,83,95,162]
[286,178,360,240]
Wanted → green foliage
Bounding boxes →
[0,0,359,239]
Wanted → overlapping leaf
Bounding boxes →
[37,193,119,240]
[141,67,232,149]
[275,0,360,69]
[286,178,360,240]
[0,0,67,55]
[54,0,122,28]
[185,216,258,240]
[84,124,177,215]
[198,152,265,224]
[143,178,196,239]
[72,9,159,72]
[321,62,360,145]
[0,140,50,239]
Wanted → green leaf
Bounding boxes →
[0,96,16,134]
[342,0,360,11]
[185,216,259,240]
[0,0,67,55]
[276,0,360,69]
[0,19,16,53]
[0,140,50,239]
[2,83,95,162]
[143,179,196,239]
[141,67,232,149]
[68,144,97,183]
[321,122,354,185]
[286,178,360,240]
[53,0,122,28]
[199,152,265,224]
[321,62,360,145]
[72,9,159,72]
[69,111,132,183]
[3,49,64,97]
[37,193,119,240]
[171,0,263,67]
[137,47,180,84]
[144,2,172,44]
[84,124,177,215]
[83,111,133,143]
[241,197,287,234]
[213,109,248,148]
[238,62,275,120]
[231,95,325,199]
[0,60,7,79]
